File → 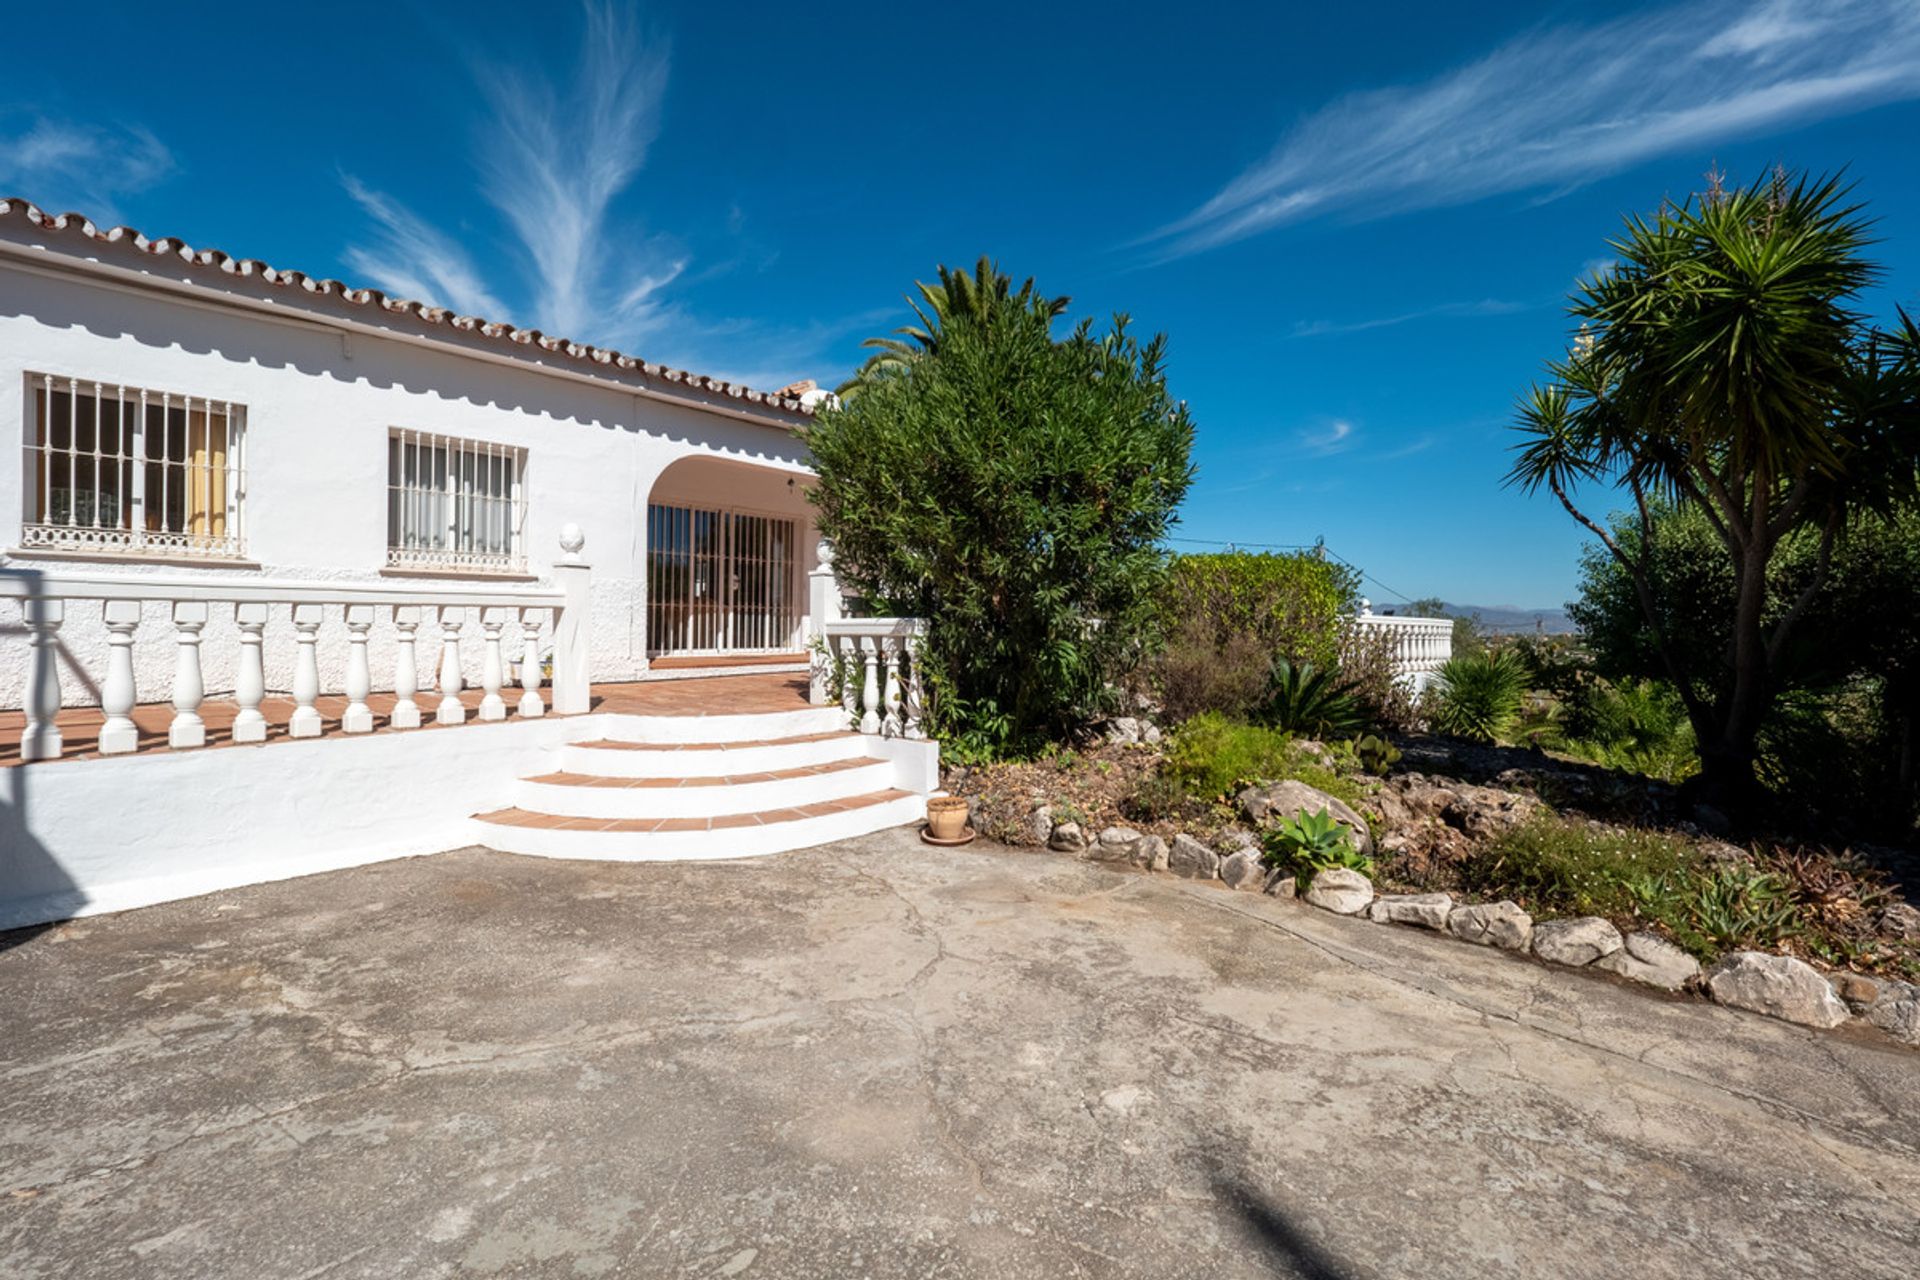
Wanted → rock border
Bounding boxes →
[1038,817,1919,1051]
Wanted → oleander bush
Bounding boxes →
[808,259,1195,758]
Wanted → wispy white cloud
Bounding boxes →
[1298,419,1358,457]
[0,117,173,219]
[342,2,685,349]
[1289,297,1538,338]
[1145,0,1920,259]
[341,176,510,319]
[471,0,678,343]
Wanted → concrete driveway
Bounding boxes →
[3,830,1917,1279]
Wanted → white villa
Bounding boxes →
[0,198,943,929]
[0,198,1450,931]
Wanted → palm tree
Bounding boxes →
[1507,168,1920,807]
[835,256,1070,397]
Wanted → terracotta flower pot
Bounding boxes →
[926,795,969,841]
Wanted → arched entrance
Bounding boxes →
[644,455,815,658]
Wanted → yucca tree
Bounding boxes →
[1508,168,1920,808]
[835,256,1070,396]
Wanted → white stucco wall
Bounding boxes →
[0,236,822,710]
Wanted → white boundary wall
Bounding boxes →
[0,232,822,710]
[0,714,937,929]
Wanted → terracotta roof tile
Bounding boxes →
[0,197,816,421]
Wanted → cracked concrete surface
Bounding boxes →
[3,830,1917,1279]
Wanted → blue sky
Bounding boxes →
[5,0,1918,608]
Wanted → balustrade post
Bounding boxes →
[807,540,843,705]
[437,606,467,725]
[478,608,508,721]
[549,525,593,715]
[903,631,925,741]
[518,608,545,718]
[169,601,209,749]
[20,598,64,762]
[858,635,882,735]
[289,603,324,738]
[232,602,268,743]
[391,606,423,729]
[98,600,141,754]
[881,635,903,738]
[343,604,375,733]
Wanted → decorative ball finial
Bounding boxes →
[1359,597,1373,616]
[816,538,835,567]
[559,523,586,562]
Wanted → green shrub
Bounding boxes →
[1146,551,1359,721]
[1163,713,1294,800]
[1459,816,1696,920]
[1262,809,1372,884]
[1152,626,1273,723]
[1262,659,1365,738]
[806,260,1195,757]
[1428,651,1527,743]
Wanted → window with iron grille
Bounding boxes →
[22,373,247,559]
[387,430,527,573]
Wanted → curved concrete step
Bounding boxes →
[470,789,923,861]
[597,706,849,746]
[512,756,896,819]
[558,730,866,778]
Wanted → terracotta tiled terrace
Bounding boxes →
[0,672,814,767]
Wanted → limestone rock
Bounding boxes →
[1866,982,1920,1046]
[1105,716,1143,745]
[1237,781,1373,855]
[1530,917,1623,967]
[1829,972,1885,1015]
[1026,805,1054,847]
[1137,834,1169,873]
[1878,903,1920,940]
[1140,722,1163,746]
[1303,867,1374,915]
[1446,901,1532,951]
[1219,849,1267,892]
[1366,893,1453,930]
[1168,835,1219,880]
[1048,821,1087,854]
[1090,827,1142,862]
[1596,931,1701,992]
[1706,952,1850,1029]
[1264,872,1297,899]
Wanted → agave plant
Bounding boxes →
[1428,651,1527,743]
[1263,808,1370,882]
[1262,658,1365,738]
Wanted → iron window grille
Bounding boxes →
[22,373,247,559]
[387,430,528,574]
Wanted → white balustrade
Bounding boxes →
[289,603,324,738]
[391,606,423,729]
[1347,612,1454,689]
[820,619,929,740]
[478,608,508,722]
[517,609,545,718]
[169,601,209,749]
[20,598,63,761]
[2,528,588,760]
[233,602,268,743]
[436,607,467,726]
[99,600,141,754]
[342,604,375,733]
